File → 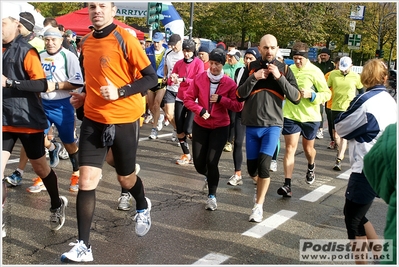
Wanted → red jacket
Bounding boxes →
[184,72,243,129]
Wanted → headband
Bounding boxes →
[291,50,308,58]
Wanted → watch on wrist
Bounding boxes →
[5,79,14,88]
[55,82,59,90]
[118,88,126,98]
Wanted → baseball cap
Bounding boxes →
[168,34,181,46]
[339,56,352,71]
[153,32,164,42]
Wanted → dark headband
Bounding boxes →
[291,50,308,58]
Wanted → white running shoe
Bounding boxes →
[249,204,263,222]
[134,197,152,237]
[61,240,93,262]
[157,114,164,131]
[269,160,277,172]
[227,174,243,186]
[205,196,217,211]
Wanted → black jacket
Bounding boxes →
[2,35,48,129]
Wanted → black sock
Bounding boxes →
[178,137,190,155]
[41,169,61,210]
[308,163,315,170]
[129,176,147,210]
[284,178,291,187]
[77,189,96,247]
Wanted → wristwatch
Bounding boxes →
[55,82,59,90]
[118,88,126,98]
[5,79,14,88]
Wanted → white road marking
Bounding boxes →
[139,133,172,142]
[336,168,351,180]
[299,185,335,202]
[242,209,297,239]
[6,159,19,164]
[192,253,230,265]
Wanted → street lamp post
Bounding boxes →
[377,12,396,51]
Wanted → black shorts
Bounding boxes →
[163,90,177,104]
[282,118,320,140]
[3,132,45,160]
[149,83,166,93]
[78,117,140,176]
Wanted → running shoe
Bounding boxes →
[134,197,152,237]
[269,160,278,172]
[249,204,263,222]
[149,128,158,139]
[69,174,79,192]
[50,196,68,231]
[277,184,292,197]
[49,142,62,168]
[205,195,217,211]
[117,192,133,211]
[306,167,315,184]
[26,177,46,193]
[61,240,93,262]
[176,154,192,165]
[227,174,243,186]
[5,170,22,187]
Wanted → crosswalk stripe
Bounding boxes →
[336,169,351,180]
[192,253,230,265]
[242,209,297,239]
[299,185,335,202]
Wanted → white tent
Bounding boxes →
[2,1,44,33]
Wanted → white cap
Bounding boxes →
[339,56,352,71]
[2,2,21,21]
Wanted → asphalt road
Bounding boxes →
[2,120,389,265]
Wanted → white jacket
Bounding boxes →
[335,86,397,173]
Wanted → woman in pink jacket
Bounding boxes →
[184,48,243,211]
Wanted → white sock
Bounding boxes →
[48,142,55,151]
[16,168,24,176]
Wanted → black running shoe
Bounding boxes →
[277,184,292,197]
[306,168,315,184]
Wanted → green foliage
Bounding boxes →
[28,2,396,61]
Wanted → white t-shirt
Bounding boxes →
[165,48,184,93]
[40,47,84,100]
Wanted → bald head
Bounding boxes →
[258,34,279,62]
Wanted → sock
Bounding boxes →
[16,168,24,176]
[41,169,61,209]
[48,142,55,152]
[284,178,291,187]
[308,163,315,170]
[76,189,96,247]
[208,194,215,199]
[336,157,342,162]
[128,176,147,211]
[178,137,190,155]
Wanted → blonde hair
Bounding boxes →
[360,58,388,90]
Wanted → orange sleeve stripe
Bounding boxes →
[3,126,43,134]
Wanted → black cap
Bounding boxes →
[198,46,209,53]
[168,34,181,46]
[209,48,226,65]
[320,48,331,55]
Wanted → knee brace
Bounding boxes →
[247,159,258,178]
[258,153,272,179]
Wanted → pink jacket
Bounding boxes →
[168,57,204,100]
[184,72,243,129]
